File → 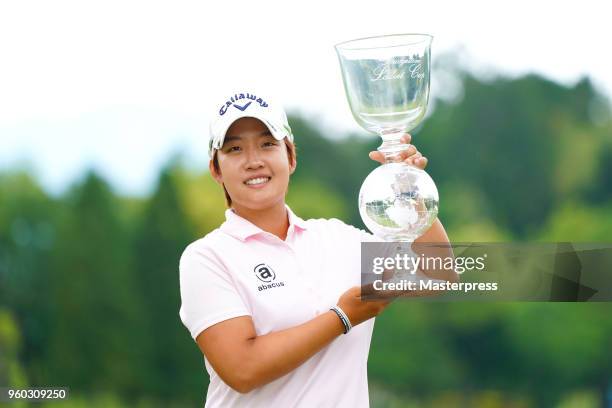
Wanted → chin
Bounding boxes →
[235,194,285,212]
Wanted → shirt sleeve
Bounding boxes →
[178,244,251,341]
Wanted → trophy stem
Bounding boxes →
[378,130,410,163]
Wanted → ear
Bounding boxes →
[287,144,297,175]
[209,159,223,185]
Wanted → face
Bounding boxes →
[210,117,296,212]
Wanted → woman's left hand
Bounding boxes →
[368,133,428,170]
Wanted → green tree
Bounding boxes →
[132,159,203,404]
[0,308,28,405]
[288,115,377,226]
[0,170,57,385]
[45,171,142,394]
[538,201,612,241]
[418,73,610,238]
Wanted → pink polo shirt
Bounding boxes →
[179,205,381,408]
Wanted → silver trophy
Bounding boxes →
[335,33,438,243]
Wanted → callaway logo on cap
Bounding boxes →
[209,92,294,156]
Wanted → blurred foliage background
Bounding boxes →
[1,65,612,407]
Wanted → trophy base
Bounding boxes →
[358,162,439,242]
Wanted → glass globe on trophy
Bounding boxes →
[335,33,438,244]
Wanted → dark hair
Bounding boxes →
[211,139,296,208]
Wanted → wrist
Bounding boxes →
[325,310,345,336]
[330,306,352,334]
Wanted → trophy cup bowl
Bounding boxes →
[335,33,438,242]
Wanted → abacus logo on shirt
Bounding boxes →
[254,263,286,292]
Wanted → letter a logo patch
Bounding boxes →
[254,263,276,283]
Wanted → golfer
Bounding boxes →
[179,92,453,407]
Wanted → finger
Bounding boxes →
[369,151,385,164]
[400,133,412,145]
[397,145,417,161]
[398,145,417,162]
[407,151,422,166]
[415,156,428,170]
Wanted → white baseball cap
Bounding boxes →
[209,91,294,156]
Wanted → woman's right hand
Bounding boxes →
[336,286,391,327]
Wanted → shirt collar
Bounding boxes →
[220,204,308,242]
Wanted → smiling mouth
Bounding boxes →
[244,177,271,186]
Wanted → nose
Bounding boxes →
[244,147,264,170]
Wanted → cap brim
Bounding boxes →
[211,112,288,154]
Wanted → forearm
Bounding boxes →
[413,218,458,283]
[413,218,448,245]
[241,310,345,391]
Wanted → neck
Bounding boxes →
[232,201,290,241]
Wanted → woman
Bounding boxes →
[179,92,454,407]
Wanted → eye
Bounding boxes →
[263,141,278,148]
[226,145,241,152]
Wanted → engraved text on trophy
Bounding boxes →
[370,58,424,82]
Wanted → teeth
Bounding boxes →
[245,177,270,185]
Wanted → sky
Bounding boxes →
[1,0,610,196]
